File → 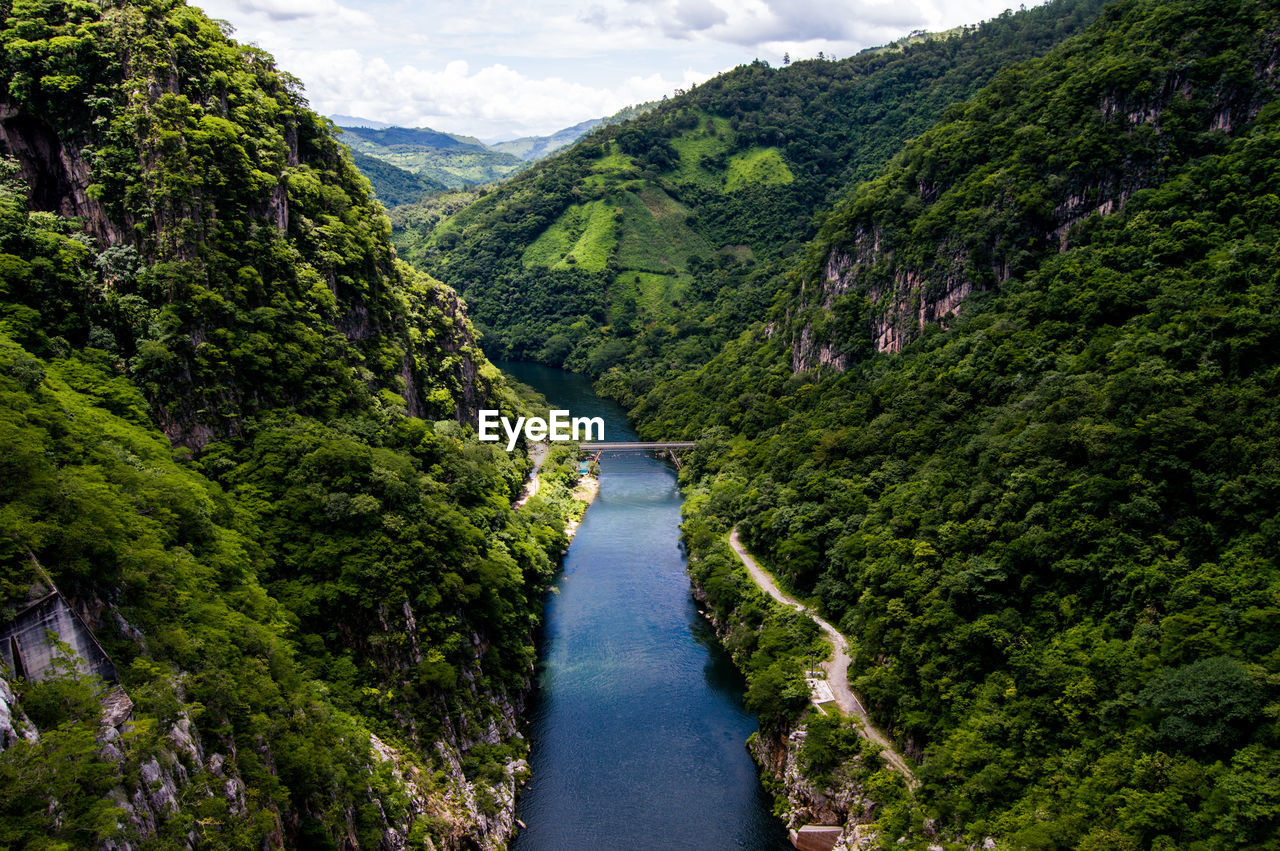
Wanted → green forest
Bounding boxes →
[397,0,1109,374]
[418,0,1280,847]
[4,0,1280,847]
[0,0,585,847]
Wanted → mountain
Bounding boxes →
[0,2,581,847]
[342,104,662,206]
[339,123,526,189]
[407,0,1110,369]
[330,113,393,129]
[6,0,1280,847]
[410,0,1280,846]
[350,150,448,206]
[489,102,661,161]
[489,117,604,161]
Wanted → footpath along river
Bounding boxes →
[499,361,789,850]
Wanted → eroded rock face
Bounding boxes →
[788,53,1280,375]
[749,728,878,851]
[0,675,38,749]
[373,685,529,851]
[3,634,530,851]
[0,103,130,246]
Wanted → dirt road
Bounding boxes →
[729,528,919,788]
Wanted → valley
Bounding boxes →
[2,0,1279,848]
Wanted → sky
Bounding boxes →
[190,0,1041,141]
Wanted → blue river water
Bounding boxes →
[498,361,789,851]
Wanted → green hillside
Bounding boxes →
[408,0,1111,373]
[604,0,1280,845]
[0,1,578,847]
[350,150,447,206]
[340,124,527,188]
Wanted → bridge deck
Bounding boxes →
[581,441,696,451]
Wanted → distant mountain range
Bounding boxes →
[334,102,658,206]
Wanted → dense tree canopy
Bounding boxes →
[600,0,1280,844]
[406,0,1109,380]
[0,0,579,846]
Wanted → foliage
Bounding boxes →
[681,513,824,726]
[13,641,106,730]
[405,0,1110,380]
[0,1,576,846]
[616,0,1280,844]
[350,151,447,207]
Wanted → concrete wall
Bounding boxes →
[0,593,117,683]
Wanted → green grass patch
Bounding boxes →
[619,270,688,319]
[667,114,733,189]
[521,200,618,271]
[724,147,793,192]
[614,187,711,275]
[592,143,638,174]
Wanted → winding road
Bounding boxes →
[729,528,920,788]
[513,441,549,510]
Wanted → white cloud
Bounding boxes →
[193,0,1040,136]
[674,0,728,32]
[229,0,372,25]
[275,48,708,138]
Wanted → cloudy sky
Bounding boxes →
[191,0,1039,140]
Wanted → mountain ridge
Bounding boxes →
[0,2,581,847]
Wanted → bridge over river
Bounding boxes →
[580,441,696,451]
[580,441,696,468]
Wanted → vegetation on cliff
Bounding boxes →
[0,0,572,846]
[611,0,1280,845]
[406,0,1109,378]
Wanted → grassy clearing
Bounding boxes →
[615,187,711,274]
[724,147,794,191]
[521,200,618,271]
[592,143,638,174]
[667,114,733,189]
[621,270,688,318]
[718,244,755,262]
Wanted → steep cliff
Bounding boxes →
[790,0,1280,371]
[0,1,568,847]
[0,0,491,449]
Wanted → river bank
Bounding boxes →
[562,472,598,544]
[497,360,789,851]
[729,530,919,789]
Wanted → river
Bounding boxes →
[498,361,789,850]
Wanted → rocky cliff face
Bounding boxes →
[749,726,879,851]
[0,102,129,245]
[789,19,1280,374]
[1,653,529,851]
[0,676,37,750]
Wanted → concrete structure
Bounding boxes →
[791,824,844,851]
[806,677,837,707]
[1,591,118,683]
[580,441,696,469]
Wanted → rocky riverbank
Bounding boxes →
[690,565,878,851]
